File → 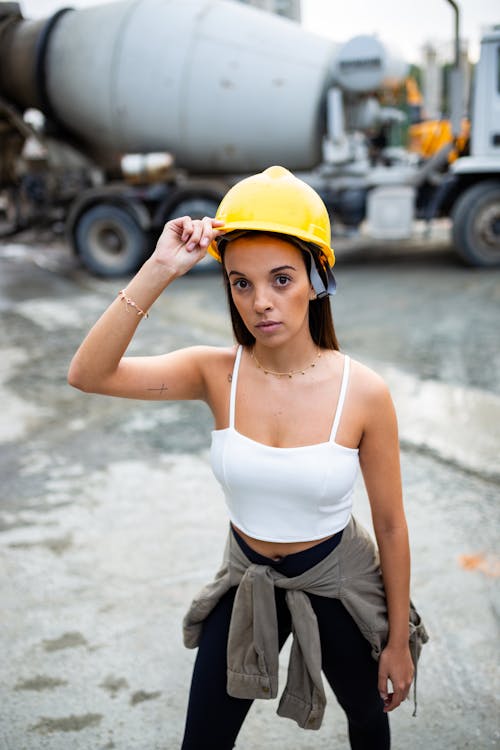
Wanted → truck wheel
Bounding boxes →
[167,196,220,222]
[451,181,500,268]
[74,204,147,277]
[0,187,21,237]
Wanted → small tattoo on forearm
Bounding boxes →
[147,383,168,395]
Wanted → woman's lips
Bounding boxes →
[255,321,281,333]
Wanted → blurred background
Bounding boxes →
[0,1,499,748]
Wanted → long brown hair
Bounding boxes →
[219,233,340,350]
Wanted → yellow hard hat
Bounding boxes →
[208,165,335,268]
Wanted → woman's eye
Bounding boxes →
[275,275,291,286]
[233,278,249,290]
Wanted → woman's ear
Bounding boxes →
[309,285,317,301]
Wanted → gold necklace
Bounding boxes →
[251,348,321,378]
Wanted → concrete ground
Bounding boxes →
[0,233,499,749]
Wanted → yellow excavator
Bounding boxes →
[405,76,470,162]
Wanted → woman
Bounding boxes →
[68,166,427,749]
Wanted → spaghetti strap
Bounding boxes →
[330,355,350,442]
[228,346,243,429]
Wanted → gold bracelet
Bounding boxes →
[117,290,149,319]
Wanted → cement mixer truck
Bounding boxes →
[0,0,499,274]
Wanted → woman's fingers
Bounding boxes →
[378,661,389,703]
[152,216,225,275]
[180,216,194,243]
[180,216,224,251]
[383,687,403,711]
[377,646,413,712]
[199,217,225,248]
[185,219,204,251]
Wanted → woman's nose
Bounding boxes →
[253,286,273,313]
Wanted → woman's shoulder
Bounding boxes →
[188,344,239,373]
[191,345,239,409]
[345,354,393,407]
[194,344,239,360]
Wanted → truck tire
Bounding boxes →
[451,181,500,268]
[0,187,21,237]
[167,196,220,222]
[74,203,147,277]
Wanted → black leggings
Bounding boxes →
[181,529,390,749]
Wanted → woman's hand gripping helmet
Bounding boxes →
[209,166,336,298]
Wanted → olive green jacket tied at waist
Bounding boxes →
[183,516,428,730]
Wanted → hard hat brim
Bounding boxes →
[208,222,335,267]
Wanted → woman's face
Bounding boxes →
[223,234,314,346]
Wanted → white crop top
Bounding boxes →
[210,346,360,543]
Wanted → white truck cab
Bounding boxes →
[448,27,500,266]
[469,27,500,162]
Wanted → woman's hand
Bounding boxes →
[150,216,224,277]
[378,642,414,712]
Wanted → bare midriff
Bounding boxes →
[232,524,335,562]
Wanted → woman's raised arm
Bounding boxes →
[67,216,223,400]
